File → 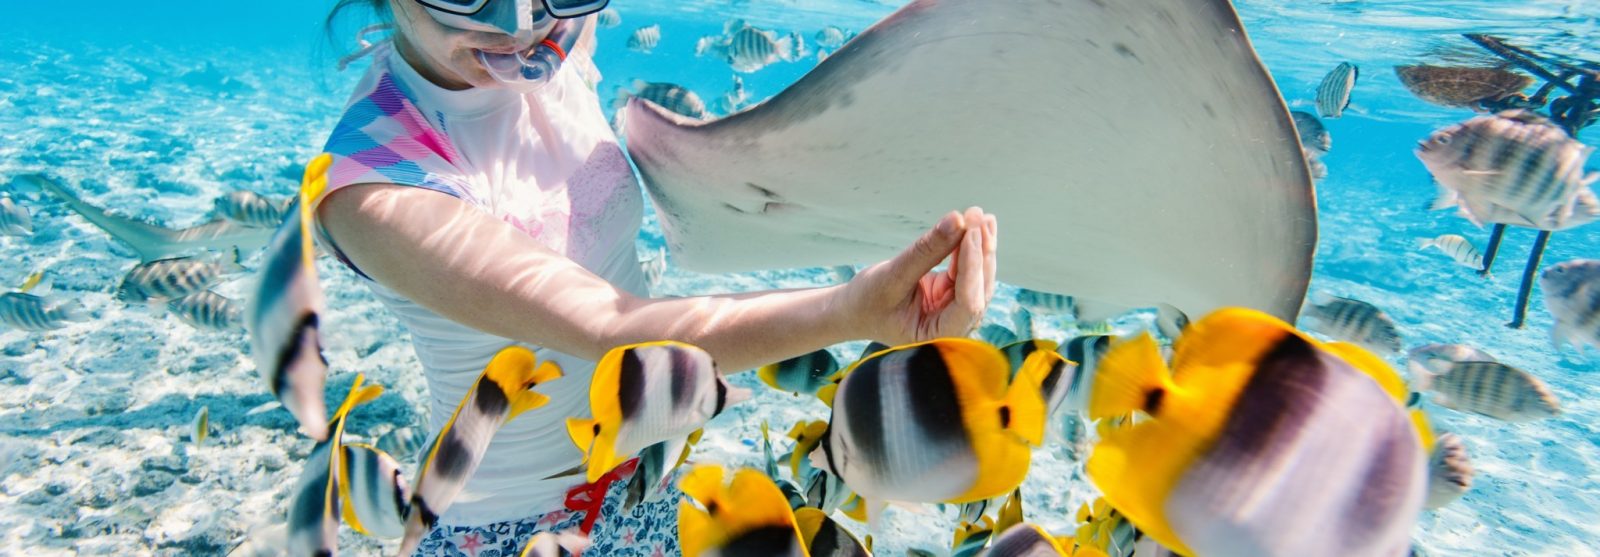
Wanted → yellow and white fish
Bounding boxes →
[678,465,806,557]
[1315,62,1358,118]
[809,339,1046,523]
[246,154,332,440]
[1087,308,1433,557]
[566,341,749,484]
[518,531,590,557]
[1541,259,1600,352]
[1417,234,1484,270]
[399,346,564,555]
[1416,360,1560,422]
[287,375,383,556]
[758,348,840,396]
[191,406,210,446]
[338,443,411,539]
[1425,432,1473,509]
[795,507,870,556]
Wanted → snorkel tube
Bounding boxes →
[477,14,589,89]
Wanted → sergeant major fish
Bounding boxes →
[1086,308,1433,557]
[399,346,564,555]
[1417,234,1484,270]
[0,273,85,332]
[214,191,293,229]
[595,8,621,29]
[166,290,244,332]
[1540,259,1600,352]
[1416,360,1560,422]
[1315,62,1358,118]
[696,20,796,73]
[117,249,245,303]
[1406,343,1496,378]
[615,80,708,120]
[627,24,661,53]
[1417,110,1599,230]
[1302,295,1403,357]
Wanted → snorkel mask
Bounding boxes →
[414,0,607,89]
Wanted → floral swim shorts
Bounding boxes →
[413,460,682,557]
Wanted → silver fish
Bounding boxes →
[247,156,330,440]
[627,24,660,53]
[168,290,244,332]
[815,25,849,49]
[1291,110,1331,156]
[1417,110,1598,230]
[1420,360,1560,422]
[617,80,706,120]
[1417,234,1484,270]
[1425,432,1472,509]
[338,443,411,539]
[1540,259,1600,352]
[1315,62,1358,118]
[118,249,244,303]
[595,8,620,29]
[214,191,293,229]
[1302,295,1403,356]
[400,347,564,555]
[0,292,85,331]
[0,197,31,237]
[1406,343,1496,378]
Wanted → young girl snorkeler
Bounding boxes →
[316,0,999,554]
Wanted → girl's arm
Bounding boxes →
[318,184,997,372]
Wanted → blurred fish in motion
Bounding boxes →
[616,80,707,120]
[338,443,411,539]
[715,75,750,115]
[978,323,1021,347]
[1394,65,1533,110]
[1086,308,1432,557]
[214,191,293,229]
[809,338,1045,523]
[1417,110,1600,230]
[1406,343,1496,377]
[1302,295,1403,356]
[815,25,850,49]
[641,246,667,291]
[1290,111,1331,156]
[696,20,796,73]
[794,507,871,556]
[1417,360,1560,421]
[1425,433,1473,509]
[167,290,244,332]
[1,273,85,331]
[595,8,621,29]
[518,532,589,557]
[628,24,661,53]
[191,406,210,446]
[1315,62,1358,118]
[117,249,245,303]
[758,348,840,396]
[0,197,31,237]
[986,523,1070,556]
[376,425,427,461]
[677,465,806,557]
[1540,259,1600,352]
[1417,234,1484,270]
[286,375,383,556]
[1017,288,1077,316]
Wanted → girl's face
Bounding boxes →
[388,0,556,90]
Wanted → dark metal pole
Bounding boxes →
[1480,223,1507,276]
[1509,230,1551,328]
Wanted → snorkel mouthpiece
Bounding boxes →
[477,15,586,89]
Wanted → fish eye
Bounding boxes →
[1435,134,1451,145]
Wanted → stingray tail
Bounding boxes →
[24,175,183,262]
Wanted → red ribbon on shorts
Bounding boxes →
[563,458,639,535]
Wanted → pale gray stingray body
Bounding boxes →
[622,0,1317,329]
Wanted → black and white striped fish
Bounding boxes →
[117,249,244,303]
[338,442,411,539]
[999,339,1078,417]
[1425,432,1472,510]
[1315,62,1358,119]
[567,341,750,483]
[696,21,795,73]
[616,80,707,120]
[214,191,293,229]
[1417,234,1484,270]
[1302,295,1403,356]
[810,339,1045,523]
[1417,360,1560,422]
[1417,110,1598,230]
[399,346,565,556]
[1016,288,1076,316]
[247,154,331,440]
[167,290,243,332]
[0,291,85,331]
[287,374,383,556]
[0,197,31,237]
[595,8,621,29]
[977,324,1020,347]
[627,24,661,53]
[1541,259,1600,352]
[376,425,427,461]
[622,428,703,512]
[1290,110,1331,156]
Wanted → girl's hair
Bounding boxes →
[324,0,393,46]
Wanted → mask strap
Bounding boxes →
[337,24,396,72]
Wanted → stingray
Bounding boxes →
[621,0,1317,334]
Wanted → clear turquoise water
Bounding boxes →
[1,0,1598,555]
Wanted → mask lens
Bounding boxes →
[541,0,609,18]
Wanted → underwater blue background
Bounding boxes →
[1,0,1598,554]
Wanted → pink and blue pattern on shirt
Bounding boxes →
[321,73,479,204]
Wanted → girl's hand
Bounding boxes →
[841,206,998,345]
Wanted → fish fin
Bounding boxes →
[815,382,838,407]
[1429,188,1459,211]
[329,374,381,427]
[540,463,586,481]
[1416,237,1435,250]
[1087,333,1170,420]
[1154,304,1190,340]
[790,420,827,479]
[682,428,705,465]
[485,347,563,420]
[336,445,372,536]
[793,507,826,546]
[995,487,1024,534]
[565,417,599,461]
[678,464,726,504]
[1409,408,1437,453]
[838,493,868,522]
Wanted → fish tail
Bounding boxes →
[485,346,563,419]
[1087,333,1170,420]
[1001,366,1047,446]
[756,363,784,391]
[1416,237,1436,251]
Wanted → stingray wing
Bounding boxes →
[623,0,1316,322]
